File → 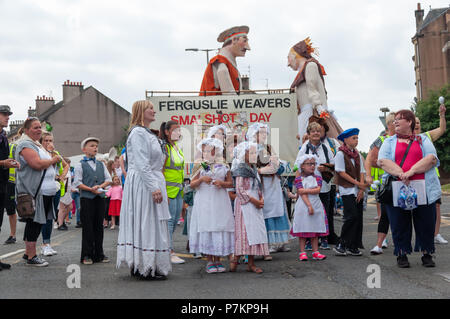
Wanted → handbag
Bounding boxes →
[16,169,47,219]
[376,140,413,205]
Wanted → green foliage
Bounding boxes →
[415,84,450,172]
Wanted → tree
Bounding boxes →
[415,84,450,173]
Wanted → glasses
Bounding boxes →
[302,162,316,166]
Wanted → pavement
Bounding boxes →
[0,194,449,299]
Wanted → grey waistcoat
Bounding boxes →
[80,160,105,199]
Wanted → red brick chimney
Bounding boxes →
[35,95,55,116]
[415,3,425,32]
[63,80,84,104]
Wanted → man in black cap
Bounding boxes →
[0,105,20,270]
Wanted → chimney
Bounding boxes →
[415,3,425,32]
[9,120,25,137]
[28,106,37,118]
[35,95,55,116]
[63,80,84,104]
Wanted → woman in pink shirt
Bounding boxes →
[106,176,123,229]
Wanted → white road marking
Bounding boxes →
[0,248,25,260]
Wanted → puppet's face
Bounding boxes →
[230,36,250,57]
[287,52,299,71]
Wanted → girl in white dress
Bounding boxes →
[189,138,235,274]
[291,154,328,261]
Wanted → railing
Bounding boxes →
[145,88,294,98]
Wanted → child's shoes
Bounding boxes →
[299,252,308,261]
[206,263,218,274]
[215,263,226,273]
[312,251,326,260]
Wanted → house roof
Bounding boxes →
[7,85,130,138]
[418,7,449,33]
[39,85,129,122]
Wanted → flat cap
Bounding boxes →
[337,128,360,142]
[0,105,13,115]
[81,136,100,150]
[217,25,249,43]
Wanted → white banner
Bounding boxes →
[147,93,298,176]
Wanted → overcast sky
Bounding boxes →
[1,0,448,152]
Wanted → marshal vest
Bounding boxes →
[370,135,387,191]
[164,143,184,198]
[8,143,16,183]
[54,150,66,197]
[199,55,240,96]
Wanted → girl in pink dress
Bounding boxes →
[106,176,123,230]
[230,141,269,274]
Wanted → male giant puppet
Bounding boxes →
[200,26,250,96]
[287,37,342,141]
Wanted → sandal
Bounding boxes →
[247,265,263,274]
[263,255,273,261]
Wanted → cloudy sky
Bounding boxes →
[1,0,448,151]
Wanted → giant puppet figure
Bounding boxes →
[287,37,342,141]
[200,26,250,96]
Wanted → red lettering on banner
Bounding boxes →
[250,112,272,122]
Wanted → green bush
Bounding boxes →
[415,84,450,173]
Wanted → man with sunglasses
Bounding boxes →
[0,105,20,270]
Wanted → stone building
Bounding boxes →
[412,3,450,101]
[9,80,130,156]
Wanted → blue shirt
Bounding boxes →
[378,134,441,204]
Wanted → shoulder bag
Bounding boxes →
[16,169,47,219]
[376,140,413,205]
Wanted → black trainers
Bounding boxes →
[347,248,363,256]
[26,256,49,267]
[58,224,68,231]
[75,222,82,228]
[4,236,16,244]
[421,254,435,268]
[397,254,410,268]
[0,261,11,270]
[333,244,347,256]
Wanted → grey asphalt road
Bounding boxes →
[1,195,449,299]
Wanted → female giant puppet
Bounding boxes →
[288,38,342,142]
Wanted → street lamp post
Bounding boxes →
[379,107,390,129]
[185,48,218,65]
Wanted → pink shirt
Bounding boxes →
[395,140,425,180]
[106,185,123,200]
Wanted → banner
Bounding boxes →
[147,92,298,176]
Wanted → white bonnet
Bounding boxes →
[296,154,319,173]
[233,141,258,163]
[206,124,227,139]
[196,137,224,153]
[246,123,270,142]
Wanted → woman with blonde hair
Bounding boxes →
[116,100,172,280]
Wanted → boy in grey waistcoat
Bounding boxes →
[73,137,112,264]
